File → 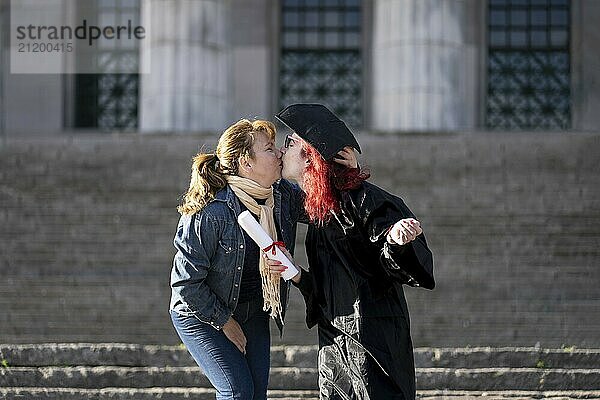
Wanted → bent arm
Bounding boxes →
[360,187,435,289]
[381,232,434,289]
[170,212,231,329]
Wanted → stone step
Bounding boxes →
[0,344,318,368]
[1,388,599,400]
[0,387,316,400]
[3,230,598,253]
[415,347,600,369]
[1,366,599,391]
[0,366,315,390]
[2,344,599,369]
[5,218,600,233]
[417,391,600,399]
[415,368,600,390]
[3,236,596,252]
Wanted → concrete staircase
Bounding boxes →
[2,133,599,347]
[1,344,599,399]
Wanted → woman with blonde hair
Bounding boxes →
[169,118,299,400]
[170,118,356,400]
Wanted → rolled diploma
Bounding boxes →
[237,210,299,281]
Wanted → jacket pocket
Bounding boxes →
[210,238,240,275]
[218,239,236,254]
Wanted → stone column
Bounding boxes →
[139,0,231,133]
[2,0,64,136]
[229,0,274,121]
[370,0,482,132]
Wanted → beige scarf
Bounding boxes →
[226,175,282,322]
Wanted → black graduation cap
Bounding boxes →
[275,103,361,161]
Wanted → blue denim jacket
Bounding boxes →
[169,179,304,334]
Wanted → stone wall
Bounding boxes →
[0,132,599,346]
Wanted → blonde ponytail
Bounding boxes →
[178,153,227,215]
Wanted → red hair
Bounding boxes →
[301,141,370,224]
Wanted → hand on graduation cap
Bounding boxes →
[386,218,423,246]
[333,146,358,169]
[262,247,302,284]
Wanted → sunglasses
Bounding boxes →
[284,134,299,148]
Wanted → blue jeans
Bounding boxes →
[170,298,270,400]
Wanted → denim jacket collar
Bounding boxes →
[213,183,241,215]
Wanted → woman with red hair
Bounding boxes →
[267,104,435,400]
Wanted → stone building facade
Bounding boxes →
[1,0,599,136]
[1,1,599,347]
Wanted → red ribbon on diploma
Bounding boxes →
[263,241,286,255]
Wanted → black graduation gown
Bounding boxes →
[294,181,434,400]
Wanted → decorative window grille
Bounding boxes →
[487,0,571,130]
[280,0,362,128]
[75,0,140,130]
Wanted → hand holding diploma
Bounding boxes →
[237,211,299,281]
[262,247,302,284]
